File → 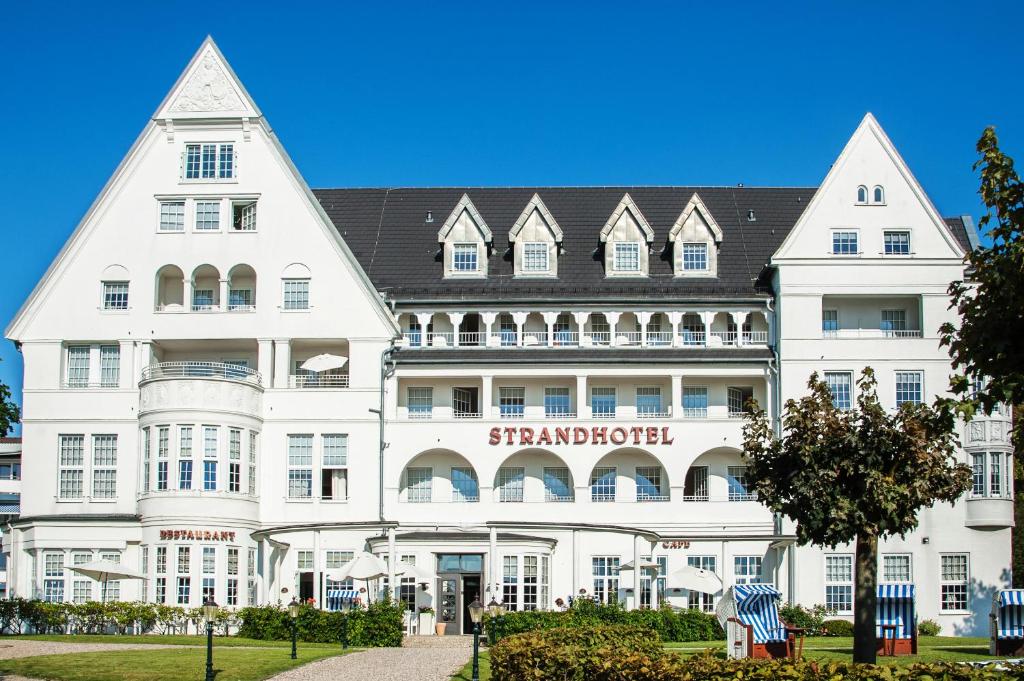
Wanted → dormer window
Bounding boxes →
[522,242,549,272]
[613,243,640,272]
[510,194,562,277]
[682,243,708,271]
[856,186,868,204]
[453,243,479,272]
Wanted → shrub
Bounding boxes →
[779,603,835,636]
[820,618,854,636]
[918,618,941,636]
[236,600,403,647]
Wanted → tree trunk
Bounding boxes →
[853,532,878,664]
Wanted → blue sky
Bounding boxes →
[1,1,1021,433]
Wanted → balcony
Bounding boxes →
[287,374,350,389]
[965,497,1015,529]
[823,328,922,339]
[139,361,263,419]
[141,361,261,385]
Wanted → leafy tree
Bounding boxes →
[0,360,18,437]
[940,126,1023,449]
[742,368,970,664]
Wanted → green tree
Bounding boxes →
[741,369,970,664]
[0,360,18,436]
[940,126,1023,448]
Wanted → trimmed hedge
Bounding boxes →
[491,628,1022,680]
[237,601,403,647]
[0,599,228,635]
[821,618,855,637]
[485,599,723,643]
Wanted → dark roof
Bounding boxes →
[944,216,977,252]
[394,347,772,364]
[314,187,815,302]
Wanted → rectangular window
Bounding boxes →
[682,242,708,271]
[881,309,907,335]
[543,467,573,501]
[92,434,118,499]
[895,371,923,406]
[282,280,309,310]
[66,345,90,387]
[228,288,252,310]
[184,143,234,179]
[232,200,257,231]
[180,426,193,459]
[544,387,571,417]
[523,556,539,611]
[452,387,479,417]
[155,426,169,491]
[452,243,478,272]
[727,386,753,417]
[98,345,120,387]
[177,547,191,574]
[940,554,969,611]
[451,467,479,502]
[824,372,853,410]
[832,231,859,255]
[159,201,185,232]
[684,466,709,501]
[322,434,348,501]
[325,551,353,570]
[408,387,433,419]
[177,577,191,605]
[192,289,214,310]
[592,556,620,605]
[613,242,640,272]
[204,427,218,458]
[522,242,549,272]
[248,431,258,496]
[287,434,313,498]
[734,556,762,585]
[882,554,912,583]
[155,577,167,604]
[635,466,664,501]
[226,578,238,606]
[179,460,193,490]
[825,555,854,613]
[590,467,616,502]
[141,427,151,493]
[194,201,221,231]
[156,547,167,574]
[687,556,717,612]
[822,309,838,335]
[229,463,241,492]
[636,386,663,416]
[682,386,708,418]
[406,467,432,503]
[102,282,129,310]
[75,579,93,603]
[503,556,519,611]
[499,387,525,419]
[971,453,986,496]
[591,387,616,418]
[727,466,753,501]
[58,434,85,499]
[496,467,524,503]
[884,230,911,255]
[990,452,1003,497]
[202,546,216,574]
[203,460,217,491]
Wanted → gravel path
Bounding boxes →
[266,636,473,681]
[0,639,184,659]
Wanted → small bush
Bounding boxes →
[236,600,403,647]
[820,618,854,636]
[778,603,835,636]
[918,618,941,636]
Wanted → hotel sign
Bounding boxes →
[160,529,237,542]
[489,426,674,446]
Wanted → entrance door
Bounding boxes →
[461,574,481,634]
[437,575,460,635]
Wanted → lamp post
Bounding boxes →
[288,597,300,660]
[339,597,350,650]
[202,596,218,681]
[486,598,502,646]
[467,598,484,681]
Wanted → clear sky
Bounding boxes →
[1,1,1021,433]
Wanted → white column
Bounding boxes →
[448,312,465,347]
[668,311,682,348]
[572,311,589,346]
[219,278,230,311]
[387,527,397,602]
[480,312,498,346]
[650,542,659,609]
[489,527,499,600]
[481,374,493,418]
[273,339,291,388]
[700,311,714,347]
[313,529,321,609]
[632,535,643,610]
[414,313,433,347]
[261,541,271,604]
[257,339,274,387]
[576,375,588,418]
[542,312,559,347]
[512,312,528,347]
[571,529,581,598]
[605,312,622,346]
[118,339,134,389]
[637,311,651,347]
[732,311,749,346]
[185,278,195,311]
[671,374,682,420]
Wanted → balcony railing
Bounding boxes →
[453,411,482,419]
[824,328,923,339]
[401,328,769,349]
[288,374,350,389]
[637,409,670,419]
[679,331,706,346]
[141,361,262,385]
[637,494,670,502]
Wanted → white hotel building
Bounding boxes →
[3,39,1013,636]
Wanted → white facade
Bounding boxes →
[3,39,1012,636]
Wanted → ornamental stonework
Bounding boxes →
[168,52,245,113]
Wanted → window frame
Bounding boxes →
[158,200,186,233]
[521,242,550,273]
[58,434,85,500]
[590,466,616,502]
[824,371,853,410]
[101,281,130,311]
[496,466,525,503]
[612,242,641,273]
[682,385,708,419]
[830,229,860,256]
[452,242,480,274]
[282,278,310,311]
[287,434,314,499]
[940,553,969,612]
[895,370,924,407]
[193,200,222,232]
[824,554,854,614]
[591,386,617,419]
[883,230,911,256]
[881,553,912,583]
[182,142,236,182]
[681,242,709,272]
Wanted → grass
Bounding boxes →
[451,650,490,681]
[0,646,345,681]
[3,633,345,649]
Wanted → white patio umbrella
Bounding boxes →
[325,552,389,582]
[394,560,432,584]
[299,354,348,373]
[69,559,144,602]
[668,565,723,594]
[618,559,661,573]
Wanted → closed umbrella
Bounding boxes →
[394,560,432,583]
[70,560,144,602]
[299,354,348,373]
[669,565,723,594]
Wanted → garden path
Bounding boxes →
[266,635,474,681]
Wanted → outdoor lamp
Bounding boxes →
[203,597,218,681]
[487,597,501,618]
[468,598,484,625]
[468,598,484,681]
[203,596,218,624]
[288,597,301,619]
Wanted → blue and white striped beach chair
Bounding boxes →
[719,584,801,659]
[325,589,360,611]
[991,589,1024,655]
[876,584,916,655]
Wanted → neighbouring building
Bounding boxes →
[3,38,1013,635]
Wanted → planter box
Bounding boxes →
[418,612,434,635]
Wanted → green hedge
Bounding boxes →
[0,599,228,635]
[821,618,855,637]
[485,599,723,643]
[236,601,403,647]
[490,628,1022,681]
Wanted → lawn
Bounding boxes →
[4,633,345,649]
[0,647,345,681]
[451,650,489,681]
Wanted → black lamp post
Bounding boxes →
[202,596,218,681]
[467,597,484,681]
[486,597,505,646]
[339,597,351,649]
[288,597,300,660]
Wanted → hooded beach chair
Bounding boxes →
[716,584,803,659]
[325,588,360,611]
[876,584,917,655]
[991,589,1024,655]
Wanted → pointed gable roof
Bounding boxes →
[437,193,493,243]
[154,36,260,120]
[599,193,655,242]
[773,112,965,261]
[508,193,563,243]
[668,193,724,243]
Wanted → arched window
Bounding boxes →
[873,186,885,204]
[856,186,868,204]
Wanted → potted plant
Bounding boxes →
[417,606,435,635]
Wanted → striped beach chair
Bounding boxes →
[876,584,916,655]
[991,589,1024,655]
[717,584,803,659]
[325,588,360,611]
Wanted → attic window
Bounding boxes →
[522,243,549,272]
[613,243,640,272]
[682,243,708,271]
[453,243,479,272]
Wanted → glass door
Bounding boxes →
[438,576,459,634]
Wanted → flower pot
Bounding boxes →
[435,622,446,636]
